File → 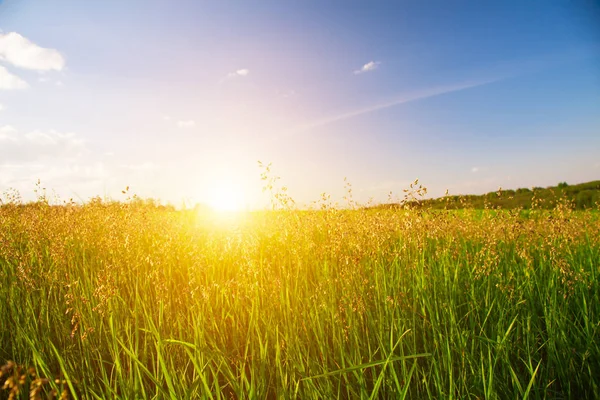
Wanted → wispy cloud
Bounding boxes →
[220,68,250,83]
[0,126,85,163]
[471,167,479,173]
[279,89,297,98]
[286,48,596,136]
[177,120,196,128]
[163,116,196,129]
[0,103,3,112]
[0,124,18,140]
[0,32,65,71]
[229,68,249,77]
[354,61,381,74]
[0,65,29,89]
[291,78,501,134]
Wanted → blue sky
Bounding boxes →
[0,0,599,208]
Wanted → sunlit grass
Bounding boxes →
[1,177,599,399]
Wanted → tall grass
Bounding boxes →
[1,189,599,398]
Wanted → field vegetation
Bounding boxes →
[380,180,600,211]
[1,177,599,399]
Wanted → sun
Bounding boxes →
[206,183,246,212]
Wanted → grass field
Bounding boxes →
[1,193,599,398]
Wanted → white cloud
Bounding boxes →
[0,32,65,71]
[177,120,196,128]
[0,162,108,195]
[0,125,111,203]
[0,125,18,141]
[0,103,3,112]
[354,61,381,75]
[0,127,85,163]
[229,68,249,77]
[471,167,479,173]
[0,127,95,201]
[25,130,65,146]
[219,68,250,83]
[0,66,29,89]
[0,124,17,132]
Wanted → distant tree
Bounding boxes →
[576,190,597,209]
[369,180,600,211]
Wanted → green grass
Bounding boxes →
[377,179,600,210]
[1,200,599,399]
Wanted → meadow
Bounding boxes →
[1,187,599,399]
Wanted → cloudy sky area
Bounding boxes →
[0,0,599,207]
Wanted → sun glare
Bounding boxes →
[206,183,246,212]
